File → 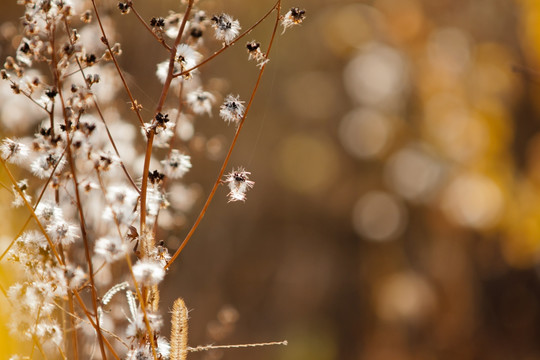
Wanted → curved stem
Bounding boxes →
[91,0,146,128]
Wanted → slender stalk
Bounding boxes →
[90,0,146,128]
[94,167,159,360]
[129,3,172,52]
[6,77,52,112]
[67,292,79,360]
[189,340,288,352]
[55,56,109,360]
[71,290,122,360]
[140,0,194,234]
[54,301,130,349]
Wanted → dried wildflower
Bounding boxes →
[30,152,66,179]
[95,236,127,263]
[35,321,63,347]
[157,337,171,359]
[103,43,122,60]
[11,179,32,207]
[1,138,29,164]
[86,73,100,85]
[132,259,165,286]
[148,169,165,185]
[186,88,215,116]
[118,2,130,14]
[80,179,99,192]
[152,241,171,267]
[93,152,118,171]
[223,168,255,202]
[46,218,79,246]
[126,310,163,343]
[154,126,175,148]
[156,59,197,84]
[65,265,86,289]
[281,7,306,33]
[2,0,290,356]
[211,13,241,45]
[145,186,168,219]
[81,10,92,23]
[246,40,269,68]
[246,40,260,56]
[83,53,97,66]
[150,17,165,28]
[16,38,33,66]
[103,185,139,225]
[35,202,63,224]
[125,346,152,360]
[161,149,192,179]
[186,10,208,46]
[170,297,189,360]
[12,179,31,207]
[175,43,202,78]
[45,87,57,99]
[156,112,170,127]
[219,94,245,125]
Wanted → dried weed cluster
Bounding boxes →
[0,0,304,359]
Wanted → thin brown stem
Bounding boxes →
[129,3,172,52]
[95,167,159,360]
[71,290,122,360]
[54,301,130,349]
[152,83,185,240]
[137,4,195,359]
[32,334,49,360]
[140,0,194,234]
[165,0,282,270]
[67,292,79,360]
[54,42,108,358]
[7,78,51,112]
[90,0,146,128]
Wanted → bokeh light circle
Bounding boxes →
[339,107,394,160]
[352,191,407,241]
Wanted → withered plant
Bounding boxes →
[0,0,304,359]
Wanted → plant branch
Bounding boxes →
[165,0,282,270]
[173,0,280,79]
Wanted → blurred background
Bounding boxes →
[3,0,540,359]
